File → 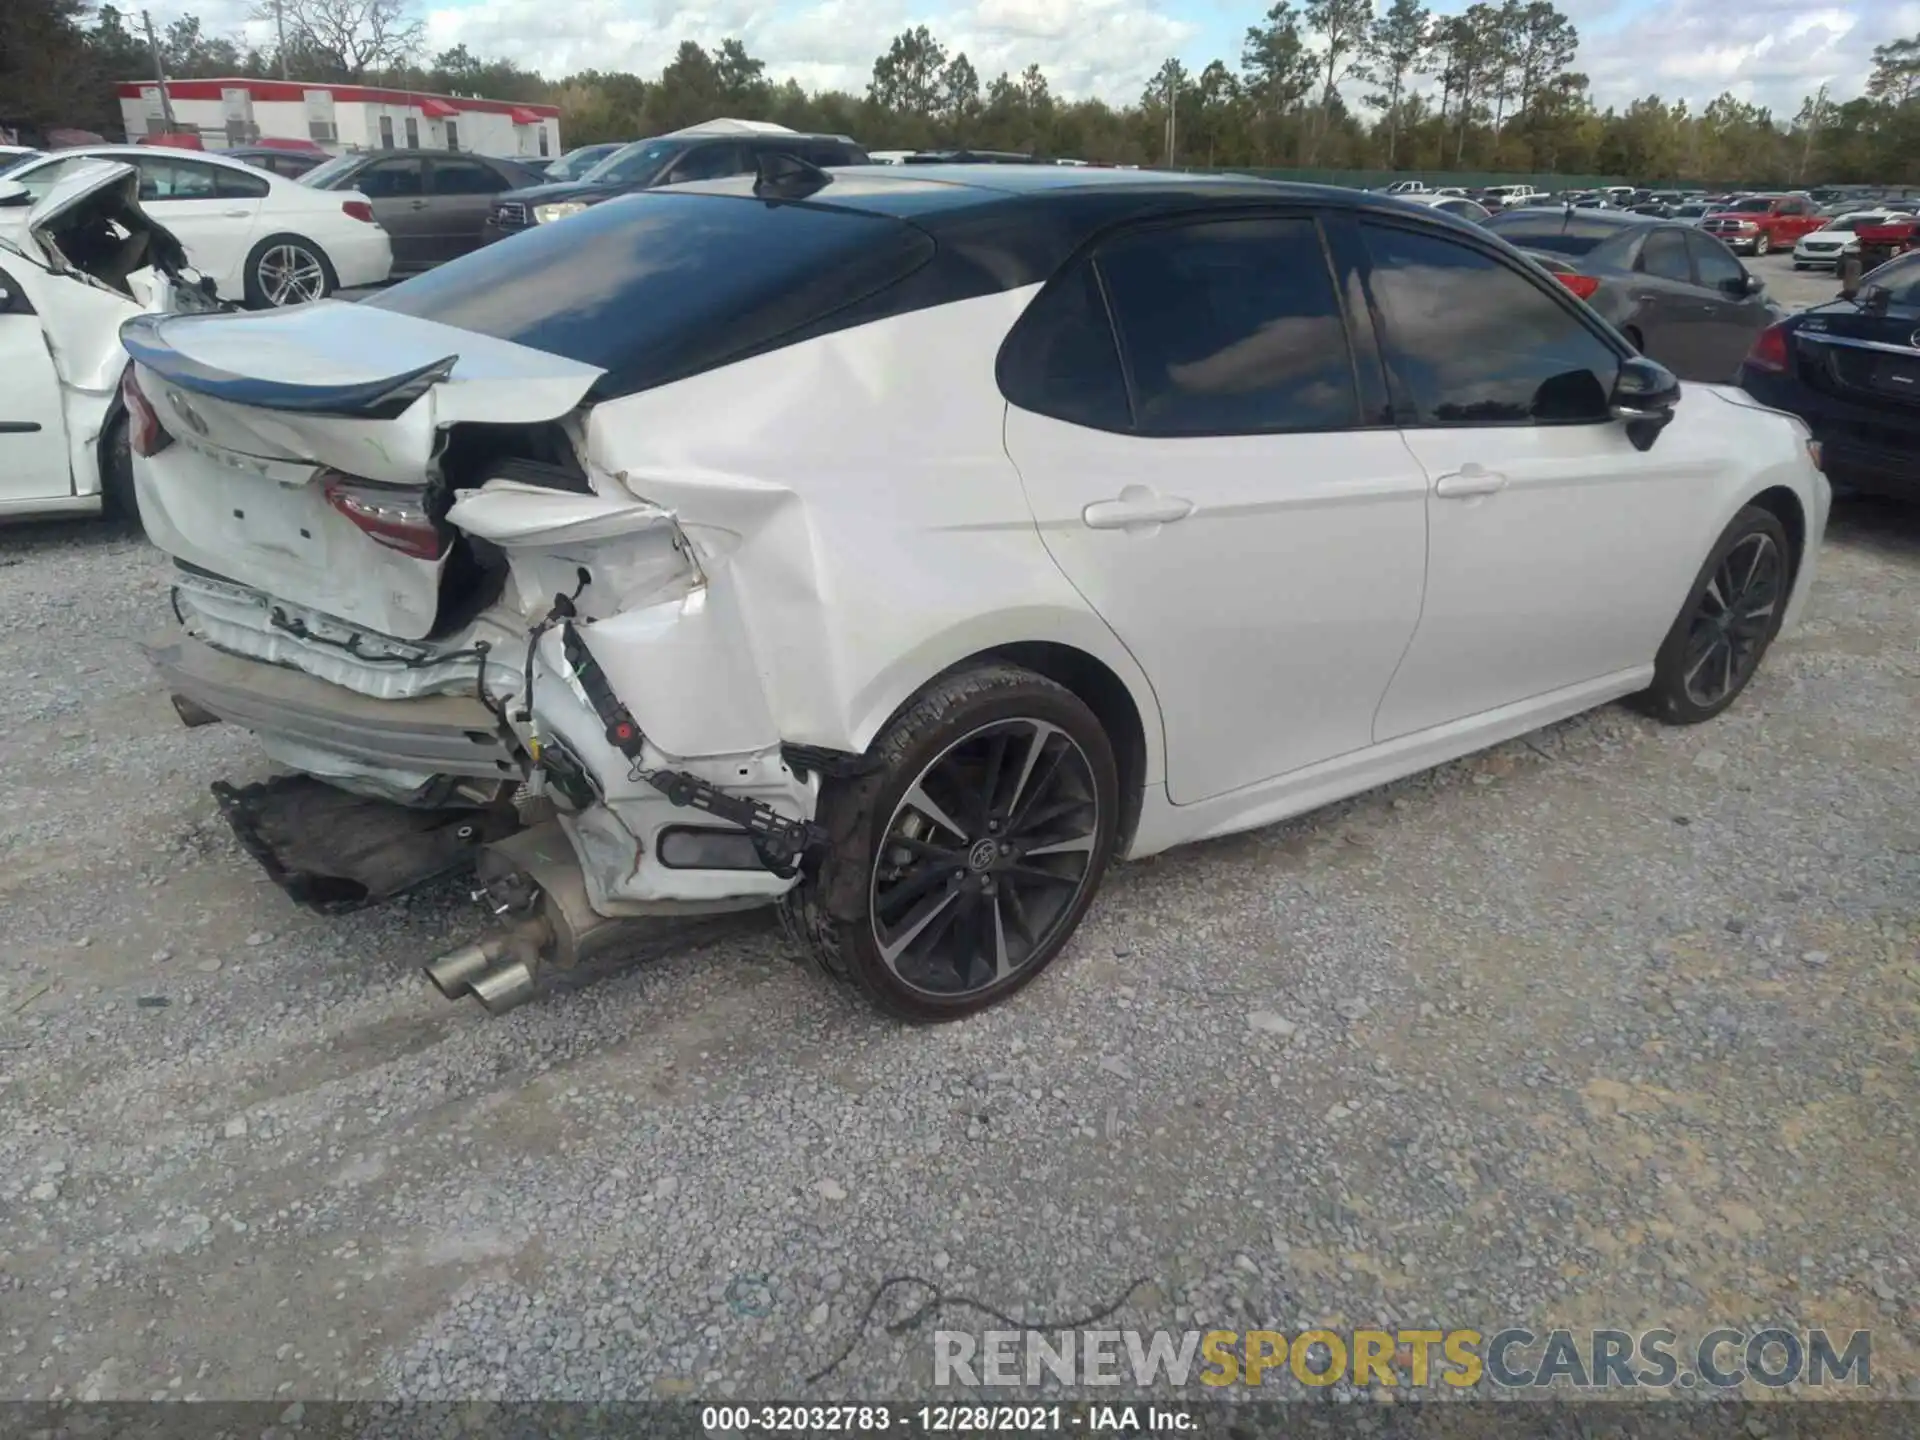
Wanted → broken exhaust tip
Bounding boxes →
[425,942,496,999]
[469,960,537,1014]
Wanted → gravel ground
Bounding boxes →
[2,476,1917,1404]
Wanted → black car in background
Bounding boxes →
[482,125,870,244]
[1484,207,1778,381]
[299,150,549,273]
[1738,252,1920,500]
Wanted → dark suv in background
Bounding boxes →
[483,122,870,244]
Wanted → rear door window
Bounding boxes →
[1686,232,1745,291]
[430,157,509,195]
[1637,228,1693,283]
[1360,221,1619,425]
[996,257,1131,431]
[355,158,426,197]
[1092,215,1359,435]
[132,156,219,200]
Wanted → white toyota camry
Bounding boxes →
[0,144,389,306]
[124,165,1830,1019]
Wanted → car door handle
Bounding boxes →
[410,200,428,210]
[1434,466,1509,499]
[222,208,251,217]
[1082,486,1194,531]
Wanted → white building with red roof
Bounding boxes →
[116,78,561,161]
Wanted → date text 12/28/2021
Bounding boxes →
[700,1404,1195,1433]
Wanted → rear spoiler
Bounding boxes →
[121,312,456,420]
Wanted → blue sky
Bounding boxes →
[167,0,1918,118]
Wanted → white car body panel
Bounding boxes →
[0,161,217,518]
[0,146,391,301]
[1005,408,1429,804]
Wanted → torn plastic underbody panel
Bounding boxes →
[211,775,522,912]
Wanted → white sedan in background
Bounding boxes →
[1793,210,1914,269]
[0,145,389,306]
[0,160,225,524]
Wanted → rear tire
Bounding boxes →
[780,663,1119,1022]
[1631,505,1791,726]
[100,409,143,536]
[243,234,336,308]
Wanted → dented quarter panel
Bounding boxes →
[577,286,1168,785]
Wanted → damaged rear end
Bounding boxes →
[127,296,821,1009]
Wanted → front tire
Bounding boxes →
[1753,233,1771,257]
[1632,505,1792,725]
[243,234,335,308]
[781,663,1119,1022]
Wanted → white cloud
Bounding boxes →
[146,0,1915,116]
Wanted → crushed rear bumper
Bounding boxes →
[142,629,521,789]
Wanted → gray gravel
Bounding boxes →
[1,486,1916,1404]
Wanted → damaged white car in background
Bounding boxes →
[1,160,226,524]
[126,161,1827,1022]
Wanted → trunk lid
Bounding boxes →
[121,304,605,639]
[1792,301,1920,410]
[12,158,194,285]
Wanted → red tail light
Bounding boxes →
[342,200,375,223]
[1554,272,1603,300]
[119,367,172,457]
[322,473,445,559]
[1745,322,1791,374]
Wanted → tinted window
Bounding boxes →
[1861,251,1920,306]
[133,157,218,200]
[1093,216,1357,436]
[297,153,359,188]
[1484,211,1624,256]
[1727,198,1775,213]
[367,190,935,399]
[1361,222,1618,425]
[214,165,269,199]
[356,159,425,197]
[432,157,507,195]
[1686,232,1744,291]
[997,258,1130,431]
[665,144,745,184]
[586,140,683,184]
[1638,228,1692,282]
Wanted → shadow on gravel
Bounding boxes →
[0,516,145,562]
[1828,494,1920,562]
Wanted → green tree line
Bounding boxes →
[6,0,1918,183]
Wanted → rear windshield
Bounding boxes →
[365,189,935,398]
[1483,211,1625,256]
[1726,198,1776,213]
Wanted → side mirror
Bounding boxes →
[1612,355,1680,452]
[1743,272,1765,296]
[0,181,31,208]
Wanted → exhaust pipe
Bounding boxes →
[424,939,503,998]
[469,960,537,1013]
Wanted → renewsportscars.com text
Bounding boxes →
[933,1326,1872,1390]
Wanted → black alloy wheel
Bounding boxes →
[781,663,1119,1021]
[870,717,1101,998]
[1635,504,1793,725]
[1679,529,1785,708]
